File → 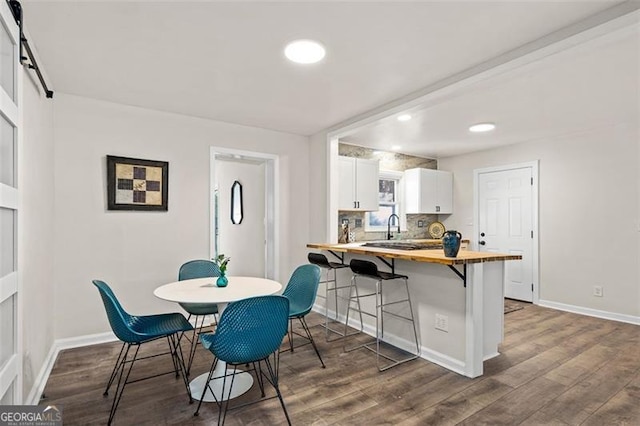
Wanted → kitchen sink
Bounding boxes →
[361,241,442,250]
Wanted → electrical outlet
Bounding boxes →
[593,286,603,297]
[435,313,449,332]
[417,220,424,228]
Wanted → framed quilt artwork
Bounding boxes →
[106,155,169,211]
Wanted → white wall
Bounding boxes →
[52,94,309,339]
[439,123,639,318]
[19,72,55,399]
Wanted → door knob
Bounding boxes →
[479,241,486,245]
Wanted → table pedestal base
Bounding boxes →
[190,370,254,402]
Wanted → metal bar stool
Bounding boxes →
[307,252,362,341]
[344,258,420,371]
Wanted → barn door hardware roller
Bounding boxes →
[7,0,53,98]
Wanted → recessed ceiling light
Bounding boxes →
[397,114,412,122]
[284,39,326,64]
[469,122,496,133]
[391,145,402,151]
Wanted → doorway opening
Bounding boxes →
[210,147,279,281]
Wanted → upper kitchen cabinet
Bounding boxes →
[338,156,379,211]
[405,168,453,214]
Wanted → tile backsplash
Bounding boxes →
[339,212,439,241]
[339,144,436,171]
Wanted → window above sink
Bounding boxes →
[365,170,406,233]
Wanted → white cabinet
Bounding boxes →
[338,156,379,211]
[404,168,453,214]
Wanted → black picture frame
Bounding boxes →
[107,155,169,211]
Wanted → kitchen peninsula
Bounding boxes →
[307,241,522,378]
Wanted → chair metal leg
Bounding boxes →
[404,278,421,355]
[179,313,219,377]
[176,314,193,348]
[343,276,353,338]
[169,334,193,403]
[324,269,333,340]
[333,269,339,322]
[287,318,295,353]
[254,361,266,397]
[186,315,204,376]
[108,344,139,425]
[345,274,421,372]
[194,357,219,416]
[103,342,126,396]
[219,365,237,426]
[167,336,180,377]
[298,317,325,368]
[344,275,365,338]
[274,350,280,378]
[322,268,344,341]
[264,356,292,426]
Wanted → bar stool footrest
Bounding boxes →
[345,340,419,371]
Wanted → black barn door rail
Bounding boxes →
[7,0,54,98]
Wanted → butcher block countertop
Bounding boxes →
[306,241,522,266]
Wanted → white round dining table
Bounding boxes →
[154,276,283,402]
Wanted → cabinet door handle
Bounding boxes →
[354,201,357,209]
[357,201,360,208]
[479,241,486,245]
[436,205,440,212]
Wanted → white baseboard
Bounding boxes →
[312,304,468,376]
[483,352,500,362]
[538,300,640,326]
[25,332,117,405]
[25,343,57,405]
[55,331,117,351]
[421,347,467,376]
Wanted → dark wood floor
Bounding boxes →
[43,301,640,425]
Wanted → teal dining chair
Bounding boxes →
[178,259,221,375]
[194,295,291,425]
[282,264,325,368]
[93,280,193,425]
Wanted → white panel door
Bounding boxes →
[478,167,534,301]
[0,0,20,404]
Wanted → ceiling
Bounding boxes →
[22,1,639,158]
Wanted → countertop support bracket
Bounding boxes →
[328,250,345,264]
[447,264,467,287]
[377,256,395,275]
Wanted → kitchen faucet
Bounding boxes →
[387,214,400,240]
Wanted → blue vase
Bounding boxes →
[442,230,462,258]
[216,273,228,287]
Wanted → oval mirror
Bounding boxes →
[231,180,243,224]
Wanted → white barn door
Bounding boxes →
[0,1,21,404]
